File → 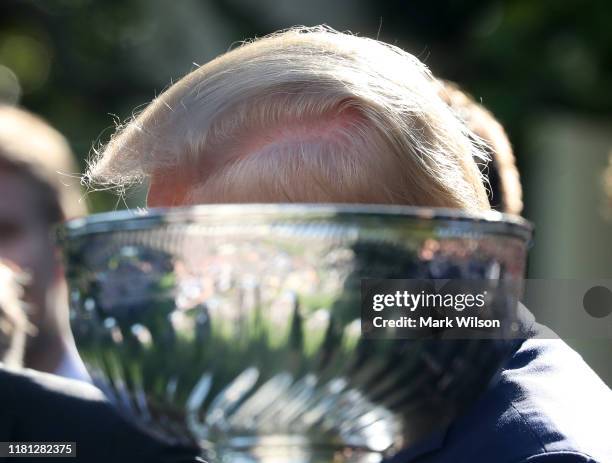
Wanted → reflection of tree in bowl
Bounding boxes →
[81,245,197,437]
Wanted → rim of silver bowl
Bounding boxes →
[57,203,533,242]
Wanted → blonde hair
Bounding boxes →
[88,26,491,211]
[0,105,86,221]
[437,80,523,215]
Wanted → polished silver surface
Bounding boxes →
[59,204,532,462]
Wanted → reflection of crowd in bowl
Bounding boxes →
[419,237,527,280]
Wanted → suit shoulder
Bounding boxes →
[484,338,611,461]
[0,367,104,401]
[420,338,612,463]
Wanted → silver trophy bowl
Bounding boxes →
[58,204,532,462]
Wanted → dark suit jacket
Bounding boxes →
[386,335,612,463]
[0,367,200,463]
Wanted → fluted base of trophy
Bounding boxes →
[200,436,385,463]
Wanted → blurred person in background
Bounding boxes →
[0,104,89,381]
[0,340,198,462]
[437,79,523,216]
[88,27,611,463]
[0,108,200,462]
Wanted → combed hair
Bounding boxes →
[88,26,491,211]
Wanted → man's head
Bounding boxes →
[0,105,85,360]
[88,26,491,211]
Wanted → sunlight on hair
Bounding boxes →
[87,25,491,211]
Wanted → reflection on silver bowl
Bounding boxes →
[58,204,532,462]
